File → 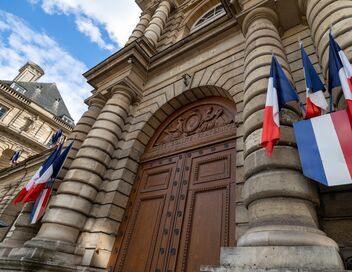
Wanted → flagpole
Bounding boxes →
[329,25,334,113]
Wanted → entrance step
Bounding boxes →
[200,266,349,272]
[200,246,347,272]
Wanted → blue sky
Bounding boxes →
[0,0,140,121]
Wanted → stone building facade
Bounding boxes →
[0,62,74,169]
[0,0,351,271]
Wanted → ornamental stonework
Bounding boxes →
[142,102,236,161]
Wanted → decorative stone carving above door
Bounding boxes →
[142,97,236,161]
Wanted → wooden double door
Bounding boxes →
[112,140,236,272]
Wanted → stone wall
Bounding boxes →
[0,84,72,169]
[0,0,351,271]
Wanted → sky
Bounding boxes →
[0,0,141,121]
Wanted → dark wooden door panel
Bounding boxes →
[141,164,173,193]
[112,142,236,272]
[114,156,182,272]
[122,196,165,272]
[177,187,229,272]
[190,149,233,187]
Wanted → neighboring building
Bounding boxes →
[0,0,351,271]
[0,62,74,169]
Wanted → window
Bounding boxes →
[0,104,9,118]
[192,4,225,32]
[10,82,26,94]
[61,114,74,126]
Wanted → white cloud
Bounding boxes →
[75,16,114,51]
[34,0,141,48]
[0,11,90,122]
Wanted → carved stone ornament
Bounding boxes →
[158,105,233,144]
[142,98,236,161]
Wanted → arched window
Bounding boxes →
[191,4,225,32]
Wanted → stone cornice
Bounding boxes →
[83,37,154,99]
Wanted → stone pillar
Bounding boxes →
[126,11,152,45]
[0,203,39,257]
[299,0,352,103]
[0,98,105,259]
[144,0,171,47]
[24,86,134,259]
[232,7,344,270]
[57,97,105,181]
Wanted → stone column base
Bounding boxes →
[0,258,105,272]
[201,268,347,272]
[201,246,346,272]
[0,238,84,272]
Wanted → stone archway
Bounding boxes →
[109,97,237,272]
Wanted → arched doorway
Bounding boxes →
[110,97,237,272]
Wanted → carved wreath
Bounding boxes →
[160,106,233,144]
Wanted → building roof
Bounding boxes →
[0,80,73,123]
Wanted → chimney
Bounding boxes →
[13,62,44,82]
[53,98,61,115]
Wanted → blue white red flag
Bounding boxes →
[30,142,73,224]
[293,110,352,186]
[262,56,299,156]
[13,144,62,204]
[328,33,352,120]
[49,129,62,146]
[25,142,71,204]
[10,150,21,165]
[300,43,328,118]
[30,187,53,224]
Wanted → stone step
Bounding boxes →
[210,246,346,271]
[200,266,349,272]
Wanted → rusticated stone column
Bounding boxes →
[23,86,134,258]
[57,97,105,181]
[126,11,152,45]
[0,98,105,259]
[232,7,344,270]
[0,203,38,257]
[144,0,171,47]
[299,0,352,104]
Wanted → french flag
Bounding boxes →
[49,129,62,146]
[30,142,73,224]
[300,43,328,119]
[262,56,299,156]
[13,144,62,204]
[24,142,72,203]
[10,150,21,165]
[30,187,53,224]
[294,110,352,186]
[329,33,352,121]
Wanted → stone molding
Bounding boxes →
[241,6,279,35]
[87,97,106,109]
